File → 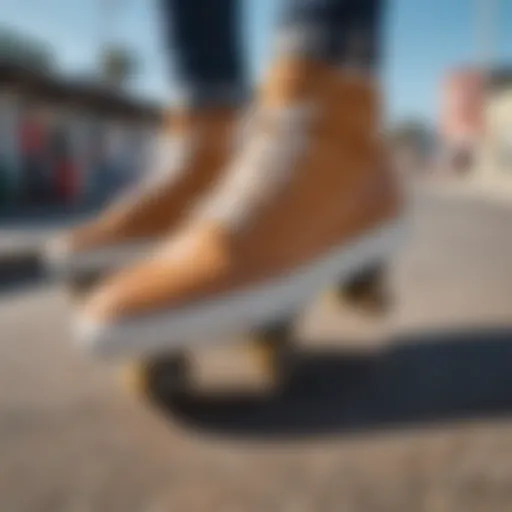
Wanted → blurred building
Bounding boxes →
[0,61,161,211]
[440,67,512,180]
[440,69,485,174]
[389,120,437,176]
[478,69,512,183]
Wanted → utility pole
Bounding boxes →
[97,0,124,61]
[477,0,498,76]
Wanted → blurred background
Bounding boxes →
[1,1,512,512]
[0,0,511,217]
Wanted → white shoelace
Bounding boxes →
[196,104,316,230]
[140,133,196,189]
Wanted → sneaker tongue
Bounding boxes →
[195,103,313,230]
[260,56,327,109]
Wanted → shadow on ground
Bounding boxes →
[160,328,512,440]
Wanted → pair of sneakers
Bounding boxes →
[46,56,405,359]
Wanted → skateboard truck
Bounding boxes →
[330,264,391,316]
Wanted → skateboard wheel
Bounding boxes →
[252,321,296,392]
[338,264,390,315]
[122,355,190,402]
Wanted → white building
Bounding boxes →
[477,73,512,186]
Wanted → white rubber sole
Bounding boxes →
[76,217,408,360]
[44,238,156,278]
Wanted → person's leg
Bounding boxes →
[159,0,247,107]
[278,0,384,73]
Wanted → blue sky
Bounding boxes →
[1,0,511,122]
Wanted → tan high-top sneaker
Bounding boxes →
[78,57,406,357]
[45,107,237,278]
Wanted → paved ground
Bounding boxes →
[1,190,512,511]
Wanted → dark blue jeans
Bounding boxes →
[280,0,384,69]
[159,0,383,106]
[159,0,247,107]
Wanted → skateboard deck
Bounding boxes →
[66,262,390,402]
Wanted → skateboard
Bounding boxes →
[118,263,391,403]
[67,268,299,398]
[66,261,389,402]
